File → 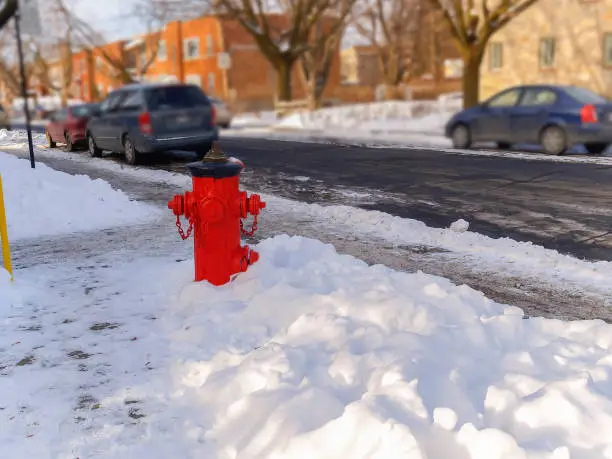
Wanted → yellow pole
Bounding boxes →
[0,174,13,281]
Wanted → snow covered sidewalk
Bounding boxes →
[0,152,160,241]
[1,154,612,457]
[4,234,612,458]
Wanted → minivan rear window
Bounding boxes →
[564,86,608,104]
[145,85,210,111]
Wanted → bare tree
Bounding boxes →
[355,0,423,92]
[0,26,36,105]
[29,16,76,107]
[210,0,343,101]
[425,0,541,108]
[299,0,358,108]
[58,0,173,85]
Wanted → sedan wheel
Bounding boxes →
[540,126,567,155]
[46,131,56,148]
[451,124,472,149]
[65,133,75,152]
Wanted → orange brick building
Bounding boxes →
[70,14,342,112]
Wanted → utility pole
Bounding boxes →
[14,8,35,168]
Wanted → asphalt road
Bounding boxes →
[136,136,612,262]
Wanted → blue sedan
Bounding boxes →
[444,84,612,155]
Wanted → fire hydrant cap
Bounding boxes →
[186,160,243,179]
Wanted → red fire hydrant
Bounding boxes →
[168,142,266,286]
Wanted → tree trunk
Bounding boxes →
[462,50,483,109]
[276,60,293,102]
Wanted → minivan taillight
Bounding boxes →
[138,112,153,134]
[210,105,216,126]
[580,104,598,124]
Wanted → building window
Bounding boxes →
[489,42,503,70]
[157,40,167,61]
[96,56,103,70]
[208,73,215,94]
[603,33,612,66]
[539,37,556,68]
[184,38,200,60]
[206,34,214,56]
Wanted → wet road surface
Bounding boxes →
[135,136,612,261]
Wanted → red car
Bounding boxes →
[45,103,100,151]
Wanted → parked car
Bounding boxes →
[445,84,612,155]
[45,103,100,151]
[209,97,232,128]
[0,105,11,130]
[86,83,219,165]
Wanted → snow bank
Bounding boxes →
[4,235,612,457]
[0,152,160,240]
[165,236,612,459]
[275,99,459,135]
[230,111,279,129]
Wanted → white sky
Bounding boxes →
[66,0,145,40]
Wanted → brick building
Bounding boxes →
[338,5,461,102]
[70,14,342,112]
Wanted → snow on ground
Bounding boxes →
[4,233,612,458]
[230,111,279,129]
[0,151,160,240]
[2,130,612,456]
[274,100,455,136]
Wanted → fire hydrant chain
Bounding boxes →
[240,215,259,237]
[175,215,194,240]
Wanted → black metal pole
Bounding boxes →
[14,12,35,169]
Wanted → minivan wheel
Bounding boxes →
[88,135,102,157]
[540,126,567,155]
[65,132,75,152]
[451,124,472,149]
[123,136,139,165]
